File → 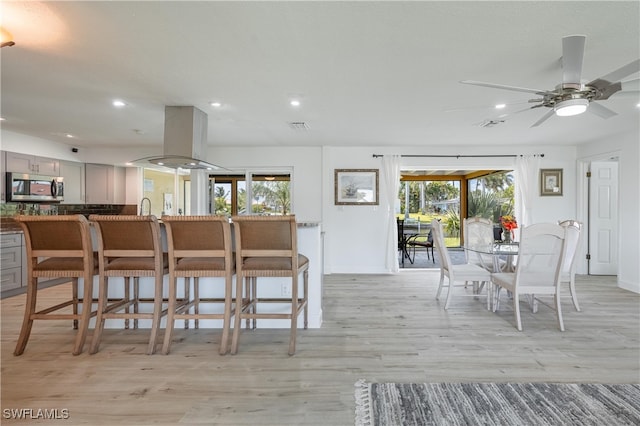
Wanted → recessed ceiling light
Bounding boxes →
[112,100,126,107]
[495,104,506,109]
[210,102,222,108]
[66,134,74,138]
[290,99,301,107]
[0,117,5,121]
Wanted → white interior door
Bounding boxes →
[588,161,619,275]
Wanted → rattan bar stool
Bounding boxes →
[88,215,168,355]
[161,215,240,355]
[230,215,309,356]
[14,215,98,355]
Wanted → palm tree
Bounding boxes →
[252,181,290,214]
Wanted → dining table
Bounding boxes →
[463,241,519,311]
[463,241,519,272]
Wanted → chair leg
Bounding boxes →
[230,276,245,355]
[146,275,163,355]
[288,276,298,356]
[162,276,178,355]
[569,276,581,311]
[555,293,565,331]
[89,276,109,354]
[72,277,94,356]
[435,271,445,300]
[192,278,198,329]
[303,270,309,330]
[219,273,233,356]
[72,278,79,330]
[513,292,522,331]
[124,277,131,330]
[444,278,454,310]
[14,277,38,356]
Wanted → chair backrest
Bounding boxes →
[231,215,299,266]
[17,214,94,273]
[89,215,163,269]
[463,217,494,269]
[431,219,451,271]
[558,220,582,277]
[161,215,233,271]
[396,218,404,250]
[514,223,566,289]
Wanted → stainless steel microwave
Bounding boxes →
[6,173,64,202]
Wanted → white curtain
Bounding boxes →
[515,155,541,233]
[382,155,401,272]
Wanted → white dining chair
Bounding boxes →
[432,219,492,310]
[558,220,583,311]
[463,217,495,271]
[491,223,566,331]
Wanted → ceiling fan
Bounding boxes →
[461,35,640,127]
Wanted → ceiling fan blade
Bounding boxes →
[589,76,640,100]
[588,102,618,119]
[621,78,640,92]
[530,110,555,128]
[562,35,586,85]
[590,59,640,86]
[494,104,544,119]
[444,100,531,113]
[460,80,549,95]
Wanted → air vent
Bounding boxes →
[288,121,310,131]
[478,119,505,128]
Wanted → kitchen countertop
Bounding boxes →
[0,218,22,234]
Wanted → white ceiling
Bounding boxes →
[2,1,639,155]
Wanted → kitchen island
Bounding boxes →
[78,221,324,329]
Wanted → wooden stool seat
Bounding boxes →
[161,215,238,355]
[88,215,168,355]
[231,215,309,356]
[14,215,98,356]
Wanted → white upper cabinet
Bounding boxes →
[5,152,60,176]
[85,164,125,204]
[59,160,85,204]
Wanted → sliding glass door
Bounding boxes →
[398,170,515,247]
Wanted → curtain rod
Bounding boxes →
[372,154,544,158]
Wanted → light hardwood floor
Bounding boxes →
[1,271,639,425]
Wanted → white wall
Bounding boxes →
[577,132,639,293]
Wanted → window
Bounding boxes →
[209,172,291,217]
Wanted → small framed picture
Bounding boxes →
[334,169,379,205]
[540,169,563,196]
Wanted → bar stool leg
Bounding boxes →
[89,275,109,354]
[146,275,163,355]
[14,277,38,356]
[162,276,178,355]
[72,275,94,355]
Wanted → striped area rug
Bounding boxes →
[355,380,640,425]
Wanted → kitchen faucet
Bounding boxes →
[139,197,151,215]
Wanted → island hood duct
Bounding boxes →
[135,106,223,170]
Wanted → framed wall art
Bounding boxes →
[540,168,563,196]
[334,169,379,205]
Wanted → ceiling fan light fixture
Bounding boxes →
[554,98,589,116]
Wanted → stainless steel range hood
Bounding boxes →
[134,106,223,170]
